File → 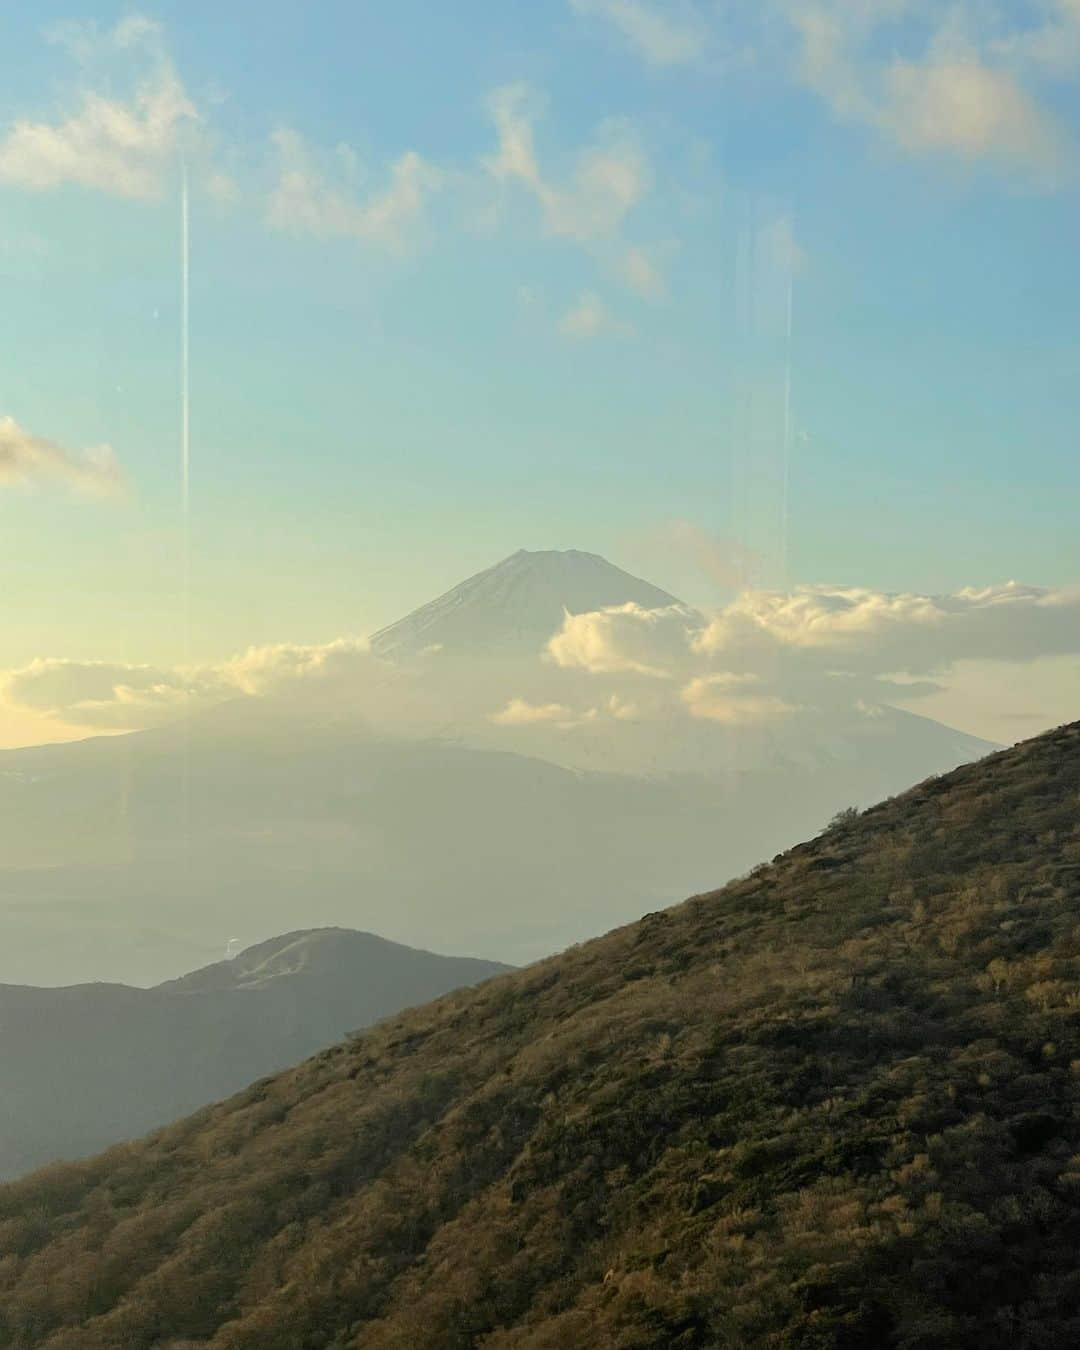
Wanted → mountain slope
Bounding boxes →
[1,722,1078,1348]
[0,929,509,1180]
[370,548,682,658]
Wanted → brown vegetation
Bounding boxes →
[1,722,1079,1347]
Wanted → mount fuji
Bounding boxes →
[371,548,682,660]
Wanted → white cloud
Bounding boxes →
[490,697,574,726]
[884,56,1064,175]
[9,582,1078,743]
[268,130,441,249]
[543,582,1080,737]
[789,2,1071,181]
[0,18,197,200]
[0,416,124,497]
[558,290,633,339]
[484,84,649,241]
[681,673,797,726]
[547,602,701,676]
[1,639,391,731]
[693,582,1080,674]
[569,0,708,68]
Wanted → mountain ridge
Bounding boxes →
[2,720,1078,1347]
[0,927,510,1180]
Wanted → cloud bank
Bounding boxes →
[3,582,1078,744]
[2,640,386,731]
[546,582,1080,728]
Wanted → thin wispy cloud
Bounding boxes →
[484,84,650,241]
[618,244,667,298]
[569,0,708,68]
[267,130,442,249]
[0,417,124,498]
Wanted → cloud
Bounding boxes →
[883,57,1065,175]
[484,84,649,241]
[547,603,701,677]
[789,2,1070,181]
[1,639,392,731]
[569,0,708,68]
[681,673,797,726]
[490,697,575,726]
[558,290,632,339]
[618,244,666,297]
[641,521,764,589]
[693,582,1080,674]
[605,692,640,721]
[992,0,1080,79]
[2,659,223,730]
[544,582,1080,735]
[268,130,441,249]
[0,416,124,497]
[0,18,197,200]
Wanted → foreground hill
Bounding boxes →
[0,929,509,1181]
[2,722,1078,1348]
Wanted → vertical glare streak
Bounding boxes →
[181,160,190,657]
[181,162,192,865]
[781,256,793,590]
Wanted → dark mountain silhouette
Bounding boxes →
[0,928,508,1181]
[1,721,1078,1348]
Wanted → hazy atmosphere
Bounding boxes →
[1,4,1078,1347]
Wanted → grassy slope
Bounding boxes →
[1,722,1078,1349]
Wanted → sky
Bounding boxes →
[1,0,1078,747]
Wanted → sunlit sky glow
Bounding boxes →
[1,0,1078,746]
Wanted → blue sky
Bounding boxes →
[1,0,1078,744]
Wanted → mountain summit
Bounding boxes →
[0,928,509,1180]
[370,548,681,659]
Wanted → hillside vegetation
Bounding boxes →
[1,722,1079,1348]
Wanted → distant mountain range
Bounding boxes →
[0,548,997,987]
[0,927,508,1180]
[4,722,1077,1346]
